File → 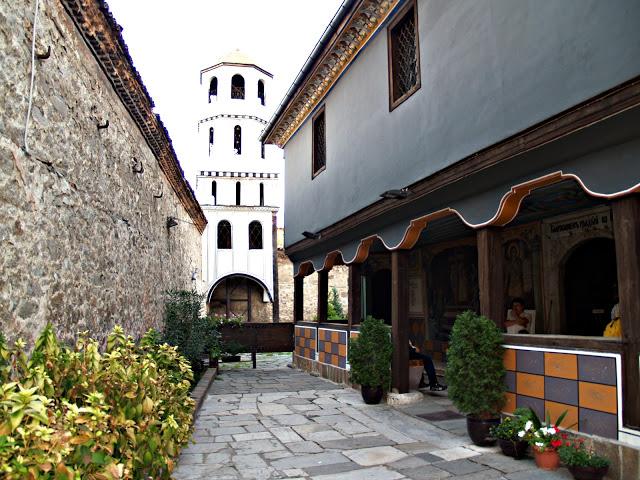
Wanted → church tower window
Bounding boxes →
[258,80,265,106]
[212,181,217,205]
[217,220,232,249]
[234,125,242,154]
[209,77,218,102]
[231,74,245,99]
[236,181,241,206]
[259,183,264,206]
[249,221,263,249]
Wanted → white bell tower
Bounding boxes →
[194,50,282,321]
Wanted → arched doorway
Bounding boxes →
[371,268,392,325]
[563,238,617,336]
[207,275,272,322]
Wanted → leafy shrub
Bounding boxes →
[445,310,506,418]
[491,408,535,440]
[328,287,345,320]
[0,325,194,479]
[163,289,210,379]
[348,316,392,388]
[222,340,246,357]
[209,314,243,329]
[558,435,610,468]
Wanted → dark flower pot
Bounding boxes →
[361,385,384,404]
[466,416,500,446]
[222,355,241,362]
[209,356,219,370]
[498,438,529,459]
[568,465,609,480]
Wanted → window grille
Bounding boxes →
[217,220,231,249]
[209,77,218,102]
[231,74,245,99]
[234,125,242,154]
[312,109,326,177]
[249,221,263,249]
[388,3,420,109]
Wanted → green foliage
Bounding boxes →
[445,310,506,417]
[163,289,210,378]
[491,408,535,440]
[327,287,345,320]
[222,341,246,357]
[209,315,243,329]
[0,324,194,479]
[348,317,392,388]
[558,436,610,468]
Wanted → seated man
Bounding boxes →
[409,340,447,391]
[504,298,531,334]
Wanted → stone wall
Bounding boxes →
[0,0,203,344]
[277,250,348,322]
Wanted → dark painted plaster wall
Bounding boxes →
[284,0,640,248]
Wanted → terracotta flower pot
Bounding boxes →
[361,385,384,404]
[534,447,560,470]
[568,465,609,480]
[498,438,529,459]
[466,416,500,446]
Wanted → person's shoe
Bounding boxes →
[429,383,447,391]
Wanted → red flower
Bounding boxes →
[550,439,562,448]
[560,433,568,439]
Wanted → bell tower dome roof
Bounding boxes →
[201,49,273,79]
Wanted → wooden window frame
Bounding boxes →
[387,0,421,112]
[311,105,326,179]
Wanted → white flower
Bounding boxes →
[540,427,548,435]
[524,421,533,431]
[549,426,557,434]
[535,442,545,447]
[517,431,525,438]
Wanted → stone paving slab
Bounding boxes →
[174,354,575,479]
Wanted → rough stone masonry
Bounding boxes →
[0,0,206,344]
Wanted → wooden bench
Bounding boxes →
[219,323,294,368]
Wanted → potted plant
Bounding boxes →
[208,335,223,371]
[445,311,506,445]
[518,409,570,470]
[221,340,245,362]
[348,316,392,404]
[558,435,610,480]
[491,408,532,459]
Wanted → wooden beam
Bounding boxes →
[613,195,640,428]
[225,278,230,319]
[348,263,362,329]
[294,276,304,323]
[477,228,504,328]
[391,250,410,394]
[317,270,329,323]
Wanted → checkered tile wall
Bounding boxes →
[294,326,316,360]
[503,348,619,439]
[318,329,348,369]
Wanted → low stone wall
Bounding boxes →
[0,0,203,344]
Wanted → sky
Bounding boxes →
[107,0,344,182]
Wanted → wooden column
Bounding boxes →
[317,270,329,323]
[247,280,252,323]
[293,275,303,323]
[613,195,640,428]
[271,213,280,322]
[348,263,362,329]
[391,250,410,394]
[477,228,505,327]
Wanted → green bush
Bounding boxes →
[445,310,506,418]
[163,289,210,379]
[0,324,194,479]
[328,287,345,320]
[348,316,392,388]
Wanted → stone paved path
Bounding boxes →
[175,356,572,479]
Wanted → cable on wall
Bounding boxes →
[23,0,41,154]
